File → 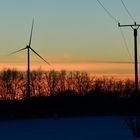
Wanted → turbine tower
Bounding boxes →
[9,19,50,99]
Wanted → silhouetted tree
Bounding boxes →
[0,69,23,99]
[46,70,59,96]
[72,71,91,95]
[58,70,67,93]
[0,69,136,99]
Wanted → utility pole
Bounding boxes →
[118,22,140,137]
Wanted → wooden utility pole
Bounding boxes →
[118,22,140,137]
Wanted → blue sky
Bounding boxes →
[0,0,140,74]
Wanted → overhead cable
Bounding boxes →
[119,28,133,61]
[96,0,119,23]
[96,0,133,62]
[121,0,135,22]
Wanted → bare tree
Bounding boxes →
[0,69,136,99]
[0,69,23,99]
[46,70,59,96]
[72,71,91,95]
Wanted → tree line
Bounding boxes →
[0,69,135,100]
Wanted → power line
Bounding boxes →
[96,0,119,23]
[137,30,140,44]
[120,0,135,22]
[96,0,133,62]
[137,31,140,60]
[119,28,133,62]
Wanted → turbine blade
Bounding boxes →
[8,47,27,56]
[29,19,34,47]
[30,47,51,65]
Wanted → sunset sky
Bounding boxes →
[0,0,140,74]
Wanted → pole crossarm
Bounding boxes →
[118,22,140,29]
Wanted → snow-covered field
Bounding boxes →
[0,117,137,140]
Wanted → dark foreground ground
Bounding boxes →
[0,96,140,119]
[0,117,135,140]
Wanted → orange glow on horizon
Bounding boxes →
[0,62,134,74]
[0,62,139,81]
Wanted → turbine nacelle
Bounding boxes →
[26,45,30,49]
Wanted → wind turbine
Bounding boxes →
[9,19,50,99]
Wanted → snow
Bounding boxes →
[0,117,138,140]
